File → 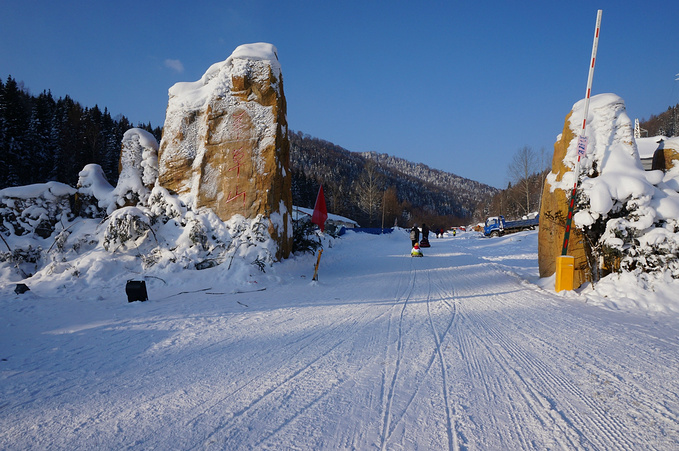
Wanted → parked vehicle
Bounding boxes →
[483,214,539,237]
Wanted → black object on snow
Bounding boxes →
[14,283,30,295]
[126,280,148,302]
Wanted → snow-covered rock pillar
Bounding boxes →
[539,94,638,287]
[113,128,159,209]
[157,43,292,260]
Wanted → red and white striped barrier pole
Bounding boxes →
[561,9,602,256]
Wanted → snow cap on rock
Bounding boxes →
[167,43,281,112]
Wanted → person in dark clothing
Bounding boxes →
[410,225,420,247]
[421,223,430,240]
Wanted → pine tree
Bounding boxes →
[25,90,56,183]
[1,77,31,187]
[0,77,7,186]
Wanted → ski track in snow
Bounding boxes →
[1,230,679,449]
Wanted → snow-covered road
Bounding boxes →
[2,230,678,449]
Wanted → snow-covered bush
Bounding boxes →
[621,224,679,275]
[0,245,42,278]
[221,214,277,271]
[102,207,153,252]
[147,185,187,224]
[575,162,679,278]
[94,195,277,272]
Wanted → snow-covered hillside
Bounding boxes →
[2,230,678,449]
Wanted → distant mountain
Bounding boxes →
[289,131,498,227]
[360,151,498,214]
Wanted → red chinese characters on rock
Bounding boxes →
[225,110,250,207]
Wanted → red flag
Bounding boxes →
[311,185,328,232]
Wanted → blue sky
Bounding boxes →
[2,1,678,188]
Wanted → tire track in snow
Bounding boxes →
[378,254,464,450]
[439,272,518,448]
[445,263,579,449]
[185,303,396,449]
[425,269,457,451]
[31,294,393,449]
[481,296,679,447]
[463,285,639,449]
[460,301,582,449]
[195,336,349,448]
[182,254,417,448]
[379,256,417,451]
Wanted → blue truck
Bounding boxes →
[483,214,539,237]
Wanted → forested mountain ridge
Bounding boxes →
[289,131,498,227]
[360,151,499,213]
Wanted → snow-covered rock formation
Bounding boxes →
[74,128,159,217]
[1,45,296,287]
[116,128,159,204]
[539,93,679,287]
[158,43,292,260]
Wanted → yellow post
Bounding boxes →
[312,249,323,281]
[555,255,575,292]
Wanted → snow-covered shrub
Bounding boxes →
[187,218,209,250]
[0,245,42,278]
[618,221,679,276]
[50,229,71,253]
[575,164,679,278]
[222,214,277,271]
[292,216,322,255]
[110,129,159,210]
[147,186,187,224]
[103,207,153,252]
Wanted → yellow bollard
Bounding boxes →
[312,249,323,281]
[555,255,575,292]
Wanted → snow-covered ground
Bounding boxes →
[2,229,678,450]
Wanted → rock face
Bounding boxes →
[538,94,637,287]
[157,43,292,260]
